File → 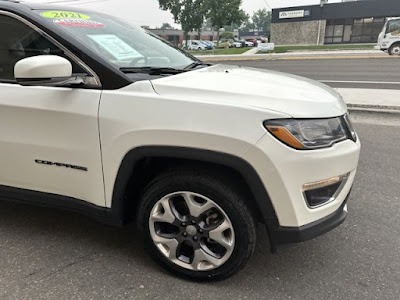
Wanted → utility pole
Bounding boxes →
[262,0,272,11]
[317,0,328,45]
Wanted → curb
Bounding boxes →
[347,104,400,112]
[348,106,400,115]
[198,56,266,62]
[348,106,400,125]
[198,54,392,62]
[275,55,391,60]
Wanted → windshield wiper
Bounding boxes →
[119,67,187,75]
[184,61,210,70]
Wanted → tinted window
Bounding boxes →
[0,14,84,82]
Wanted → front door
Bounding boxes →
[0,13,105,207]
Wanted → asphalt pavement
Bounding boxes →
[208,57,400,90]
[0,119,399,300]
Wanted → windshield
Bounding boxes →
[386,19,400,34]
[36,10,197,70]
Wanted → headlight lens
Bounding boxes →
[264,116,352,150]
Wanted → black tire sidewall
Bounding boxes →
[389,44,400,55]
[137,172,256,281]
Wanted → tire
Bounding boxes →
[137,170,257,281]
[388,44,400,56]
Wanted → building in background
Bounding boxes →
[239,30,269,41]
[149,29,220,47]
[271,0,400,45]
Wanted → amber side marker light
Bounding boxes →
[266,126,305,150]
[303,175,345,192]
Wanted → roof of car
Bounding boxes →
[0,0,92,12]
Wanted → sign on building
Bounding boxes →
[279,10,306,19]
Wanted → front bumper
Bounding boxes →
[269,191,350,248]
[243,132,360,228]
[243,124,360,251]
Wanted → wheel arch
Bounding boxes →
[110,146,279,235]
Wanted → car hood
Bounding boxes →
[150,64,347,118]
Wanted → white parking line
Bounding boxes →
[320,80,400,85]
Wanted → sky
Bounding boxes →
[24,0,344,28]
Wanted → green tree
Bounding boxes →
[203,0,246,47]
[241,13,255,31]
[220,31,234,39]
[159,0,205,45]
[241,20,255,31]
[252,8,271,33]
[224,22,241,32]
[160,23,173,29]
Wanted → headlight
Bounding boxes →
[264,116,354,150]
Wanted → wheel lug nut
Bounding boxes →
[191,220,196,224]
[183,232,188,237]
[193,236,198,241]
[199,229,203,233]
[181,222,186,227]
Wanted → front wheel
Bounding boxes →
[388,44,400,55]
[137,171,257,281]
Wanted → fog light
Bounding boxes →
[303,173,349,208]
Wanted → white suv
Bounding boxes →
[0,1,360,281]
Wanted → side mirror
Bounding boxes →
[14,55,84,87]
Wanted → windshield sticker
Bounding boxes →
[88,34,143,61]
[41,11,90,19]
[53,19,105,28]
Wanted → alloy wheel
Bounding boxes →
[149,191,235,271]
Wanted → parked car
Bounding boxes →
[246,38,258,46]
[182,40,206,51]
[228,39,236,47]
[189,40,206,51]
[234,38,246,47]
[0,1,361,281]
[216,39,232,48]
[200,40,213,50]
[232,41,242,48]
[245,41,255,47]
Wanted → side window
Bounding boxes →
[0,14,85,82]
